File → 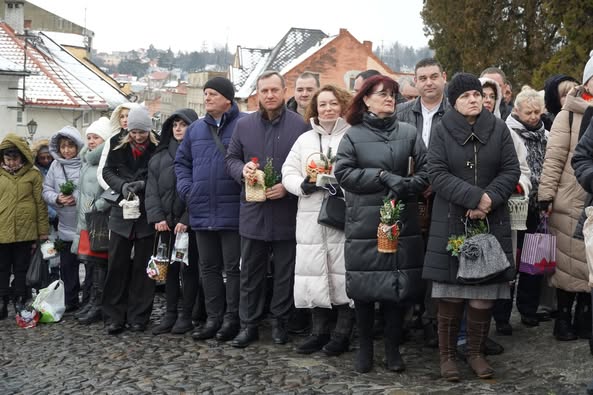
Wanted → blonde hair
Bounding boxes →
[514,85,544,111]
[114,131,158,150]
[558,80,578,99]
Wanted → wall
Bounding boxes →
[0,73,20,139]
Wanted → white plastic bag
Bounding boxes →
[40,240,58,260]
[171,232,189,265]
[31,280,66,323]
[582,206,593,286]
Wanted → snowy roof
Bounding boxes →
[41,31,87,48]
[232,28,328,99]
[279,35,335,75]
[0,22,129,109]
[0,54,25,73]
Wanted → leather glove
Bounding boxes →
[301,176,319,195]
[122,180,145,196]
[539,200,552,213]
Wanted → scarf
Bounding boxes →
[130,140,149,159]
[362,111,397,132]
[1,162,24,175]
[508,114,547,209]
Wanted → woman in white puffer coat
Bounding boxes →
[282,85,353,356]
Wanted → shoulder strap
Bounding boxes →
[569,111,574,133]
[208,124,226,156]
[60,163,68,182]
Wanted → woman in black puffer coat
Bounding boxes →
[334,75,429,374]
[146,108,204,335]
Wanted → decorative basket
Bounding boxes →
[245,169,266,202]
[377,223,399,253]
[305,152,331,183]
[508,195,528,230]
[153,258,169,282]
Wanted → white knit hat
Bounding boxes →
[583,50,593,85]
[85,117,111,141]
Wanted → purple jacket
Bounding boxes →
[225,107,309,241]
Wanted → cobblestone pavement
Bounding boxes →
[1,292,591,395]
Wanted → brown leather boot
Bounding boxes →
[466,305,494,379]
[437,300,464,381]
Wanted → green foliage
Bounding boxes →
[59,180,76,195]
[421,0,567,89]
[446,219,488,256]
[263,158,280,188]
[379,197,404,226]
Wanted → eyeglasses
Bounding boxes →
[370,90,396,99]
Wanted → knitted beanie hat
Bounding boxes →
[204,77,235,101]
[447,73,484,106]
[127,106,152,132]
[85,117,111,141]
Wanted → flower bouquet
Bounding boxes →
[59,180,76,195]
[377,197,404,253]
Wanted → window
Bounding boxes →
[83,111,91,126]
[17,110,23,123]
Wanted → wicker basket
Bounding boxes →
[508,195,528,230]
[305,152,331,183]
[153,258,169,282]
[245,169,266,202]
[377,223,399,253]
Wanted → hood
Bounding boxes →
[49,126,85,161]
[156,108,199,153]
[479,77,503,119]
[31,138,50,160]
[109,102,142,135]
[563,85,593,115]
[544,74,579,116]
[0,133,34,170]
[310,117,350,137]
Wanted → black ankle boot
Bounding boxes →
[554,315,577,341]
[322,334,350,356]
[574,293,592,339]
[78,306,102,325]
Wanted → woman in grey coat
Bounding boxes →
[423,73,519,381]
[42,126,84,311]
[334,75,429,373]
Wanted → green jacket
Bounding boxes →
[0,133,49,243]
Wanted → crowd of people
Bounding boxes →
[1,53,593,383]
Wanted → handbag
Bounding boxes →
[317,184,345,230]
[100,188,121,205]
[26,242,49,289]
[456,219,511,284]
[85,208,110,252]
[519,217,557,275]
[78,229,108,262]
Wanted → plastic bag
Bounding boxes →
[171,232,189,266]
[31,280,66,323]
[40,240,58,259]
[26,243,49,289]
[16,306,40,329]
[119,193,141,219]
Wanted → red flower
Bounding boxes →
[515,184,523,195]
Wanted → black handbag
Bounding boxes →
[26,242,49,289]
[317,185,346,230]
[100,188,121,205]
[85,209,110,252]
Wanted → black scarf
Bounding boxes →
[509,114,547,208]
[362,111,397,132]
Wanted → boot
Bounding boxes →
[573,292,592,339]
[383,303,405,372]
[79,263,106,325]
[322,333,350,356]
[354,301,374,373]
[438,300,464,381]
[171,313,194,334]
[554,289,577,341]
[0,296,8,320]
[152,312,178,335]
[74,301,93,319]
[466,305,494,379]
[216,314,240,341]
[296,334,330,354]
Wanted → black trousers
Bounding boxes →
[102,232,155,326]
[162,230,201,316]
[195,230,241,323]
[516,272,544,317]
[59,242,80,307]
[0,241,31,298]
[239,237,296,326]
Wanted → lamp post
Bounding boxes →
[27,119,38,142]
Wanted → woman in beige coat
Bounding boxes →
[538,53,593,341]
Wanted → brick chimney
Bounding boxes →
[5,0,25,34]
[363,41,373,51]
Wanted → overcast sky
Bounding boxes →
[27,0,429,53]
